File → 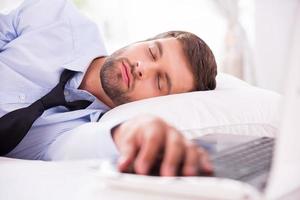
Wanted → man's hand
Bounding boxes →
[112,115,213,176]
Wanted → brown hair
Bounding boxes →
[147,31,217,91]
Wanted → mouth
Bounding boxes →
[121,60,132,89]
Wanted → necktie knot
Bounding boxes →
[40,70,91,110]
[40,70,77,109]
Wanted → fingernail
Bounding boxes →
[203,159,213,172]
[118,156,126,164]
[117,156,128,171]
[137,162,149,175]
[162,166,176,176]
[185,166,197,176]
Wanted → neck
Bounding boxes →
[79,57,115,108]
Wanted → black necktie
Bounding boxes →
[0,69,92,155]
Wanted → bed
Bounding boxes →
[0,73,281,200]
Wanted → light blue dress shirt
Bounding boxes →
[0,0,119,160]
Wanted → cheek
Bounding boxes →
[129,81,158,100]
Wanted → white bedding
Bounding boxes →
[0,158,170,200]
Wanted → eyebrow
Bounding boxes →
[154,41,163,58]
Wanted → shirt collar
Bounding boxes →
[66,71,110,112]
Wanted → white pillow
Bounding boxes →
[99,73,281,138]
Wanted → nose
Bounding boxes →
[134,61,157,80]
[135,61,143,79]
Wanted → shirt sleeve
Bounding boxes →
[0,6,19,50]
[0,0,70,51]
[44,122,120,161]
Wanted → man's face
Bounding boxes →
[100,38,195,106]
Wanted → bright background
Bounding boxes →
[1,0,299,93]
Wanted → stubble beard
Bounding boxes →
[100,48,134,106]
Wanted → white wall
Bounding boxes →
[254,0,299,93]
[81,0,228,68]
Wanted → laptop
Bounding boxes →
[97,6,300,200]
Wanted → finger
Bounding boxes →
[182,141,199,176]
[134,128,165,175]
[198,147,213,174]
[117,139,138,173]
[160,129,185,176]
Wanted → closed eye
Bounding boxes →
[157,74,161,90]
[149,47,156,60]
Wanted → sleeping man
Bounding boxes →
[0,0,217,176]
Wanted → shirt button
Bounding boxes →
[19,94,26,102]
[64,91,69,96]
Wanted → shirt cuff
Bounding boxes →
[44,121,120,161]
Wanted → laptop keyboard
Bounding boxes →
[211,137,274,183]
